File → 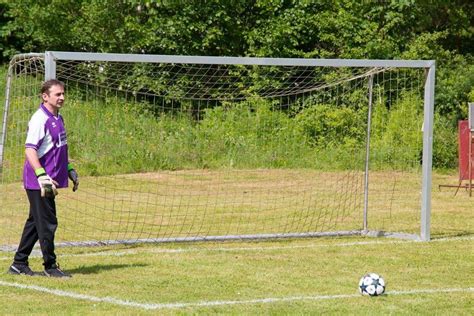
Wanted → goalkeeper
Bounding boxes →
[8,79,79,278]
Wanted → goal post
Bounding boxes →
[421,64,435,241]
[0,52,435,251]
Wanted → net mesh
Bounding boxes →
[0,54,427,249]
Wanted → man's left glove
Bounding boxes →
[68,164,79,192]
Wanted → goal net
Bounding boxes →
[0,52,435,250]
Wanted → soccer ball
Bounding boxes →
[359,273,385,296]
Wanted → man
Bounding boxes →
[8,79,79,278]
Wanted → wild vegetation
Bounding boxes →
[65,95,426,176]
[1,1,473,172]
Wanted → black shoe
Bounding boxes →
[44,264,71,278]
[8,263,34,276]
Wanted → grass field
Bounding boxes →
[0,170,473,314]
[0,236,472,314]
[1,168,424,246]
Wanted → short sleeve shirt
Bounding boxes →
[23,103,69,189]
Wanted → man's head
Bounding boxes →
[41,79,65,114]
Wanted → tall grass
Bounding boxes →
[62,88,445,177]
[1,80,458,178]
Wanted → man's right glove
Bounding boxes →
[68,164,79,192]
[35,168,58,198]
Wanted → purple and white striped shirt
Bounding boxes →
[23,103,69,190]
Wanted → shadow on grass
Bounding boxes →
[66,263,148,275]
[431,231,473,239]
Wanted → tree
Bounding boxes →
[0,0,257,59]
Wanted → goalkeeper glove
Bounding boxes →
[68,164,79,192]
[35,168,58,198]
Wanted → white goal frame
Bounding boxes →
[2,52,435,246]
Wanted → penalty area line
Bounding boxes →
[0,236,474,261]
[0,280,472,311]
[0,235,473,261]
[57,235,474,258]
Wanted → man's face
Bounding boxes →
[43,85,65,110]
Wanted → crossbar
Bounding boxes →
[47,51,434,68]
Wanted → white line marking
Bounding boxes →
[0,236,472,261]
[0,281,472,310]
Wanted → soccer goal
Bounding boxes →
[0,52,435,250]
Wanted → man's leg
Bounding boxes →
[13,213,38,264]
[25,189,58,268]
[13,191,41,264]
[10,191,40,275]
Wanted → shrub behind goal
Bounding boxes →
[0,52,435,250]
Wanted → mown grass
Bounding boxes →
[0,235,472,314]
[0,169,472,314]
[1,169,426,246]
[1,169,471,246]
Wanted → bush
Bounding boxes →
[62,88,455,175]
[370,92,424,170]
[432,114,457,170]
[293,103,366,148]
[196,99,307,168]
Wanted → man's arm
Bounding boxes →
[25,148,42,171]
[68,163,79,192]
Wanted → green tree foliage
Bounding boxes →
[245,0,473,59]
[1,0,472,59]
[0,0,254,57]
